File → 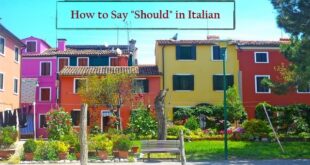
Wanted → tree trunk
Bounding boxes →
[155,89,168,140]
[80,104,88,165]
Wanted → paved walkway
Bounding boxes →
[1,159,308,165]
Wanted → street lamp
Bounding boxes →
[221,41,228,160]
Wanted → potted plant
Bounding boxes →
[113,135,132,159]
[23,139,37,161]
[89,134,113,160]
[56,141,69,160]
[131,146,139,154]
[0,127,18,159]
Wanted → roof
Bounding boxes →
[24,48,118,56]
[59,65,160,76]
[156,39,288,47]
[67,45,130,50]
[23,36,51,48]
[0,24,25,47]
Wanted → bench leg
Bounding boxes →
[148,153,150,161]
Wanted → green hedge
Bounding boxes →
[255,103,310,134]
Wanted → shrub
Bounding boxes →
[34,140,58,161]
[60,131,79,149]
[243,119,271,138]
[113,135,132,151]
[90,125,101,135]
[23,139,37,153]
[46,108,73,140]
[88,134,113,153]
[55,141,69,153]
[185,116,200,130]
[167,125,190,137]
[127,107,157,138]
[174,107,194,121]
[0,126,18,149]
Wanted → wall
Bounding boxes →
[155,43,240,120]
[238,49,310,118]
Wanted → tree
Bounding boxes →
[154,89,168,140]
[269,0,310,93]
[226,86,247,126]
[77,73,134,164]
[46,108,72,140]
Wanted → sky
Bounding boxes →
[0,0,288,64]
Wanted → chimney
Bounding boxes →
[57,39,67,51]
[118,54,129,66]
[129,39,136,52]
[207,35,220,40]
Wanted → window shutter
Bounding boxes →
[227,75,234,88]
[189,75,194,90]
[143,79,149,93]
[220,48,226,59]
[176,46,181,60]
[191,45,196,60]
[213,46,220,59]
[173,75,179,90]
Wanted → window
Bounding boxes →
[13,78,18,94]
[110,57,118,66]
[58,57,69,72]
[40,62,51,76]
[74,78,86,94]
[176,45,196,60]
[255,52,269,63]
[0,36,5,55]
[14,47,19,62]
[255,75,271,93]
[133,79,149,93]
[173,75,194,91]
[77,57,89,66]
[26,41,36,53]
[212,46,226,60]
[40,88,51,101]
[39,114,47,128]
[71,110,90,126]
[213,75,234,91]
[0,73,3,91]
[297,84,310,93]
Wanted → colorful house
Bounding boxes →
[59,65,161,130]
[0,24,24,127]
[237,40,310,118]
[155,39,240,121]
[21,37,138,137]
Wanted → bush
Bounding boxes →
[23,139,37,153]
[127,107,157,138]
[60,131,79,149]
[0,126,18,149]
[174,107,193,121]
[46,108,73,140]
[185,116,200,130]
[113,135,132,151]
[89,134,113,153]
[90,125,101,135]
[167,125,190,137]
[243,119,271,138]
[55,141,69,153]
[34,140,58,161]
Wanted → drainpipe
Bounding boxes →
[161,45,166,89]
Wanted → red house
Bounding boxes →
[237,40,310,118]
[59,64,160,131]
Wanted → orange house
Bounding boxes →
[59,65,160,131]
[0,24,24,114]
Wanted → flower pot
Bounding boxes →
[58,152,67,160]
[75,152,80,160]
[118,150,129,159]
[131,147,139,153]
[97,150,108,160]
[24,152,34,161]
[0,149,15,159]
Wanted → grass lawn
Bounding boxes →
[133,140,310,160]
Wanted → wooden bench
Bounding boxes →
[141,140,181,161]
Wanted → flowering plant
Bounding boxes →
[46,108,73,140]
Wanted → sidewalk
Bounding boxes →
[2,159,307,165]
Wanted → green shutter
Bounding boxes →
[173,75,179,90]
[213,75,223,90]
[176,46,181,60]
[189,75,194,90]
[191,45,196,60]
[227,75,234,88]
[213,46,220,59]
[143,79,149,93]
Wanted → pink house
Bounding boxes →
[21,36,57,138]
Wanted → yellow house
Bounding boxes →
[0,24,24,113]
[155,39,239,120]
